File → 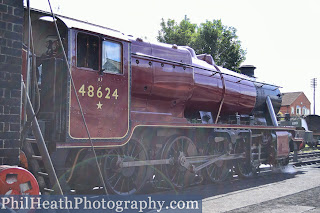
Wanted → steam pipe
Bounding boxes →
[266,96,278,126]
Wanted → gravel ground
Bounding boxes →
[154,163,320,213]
[228,186,320,213]
[201,164,320,213]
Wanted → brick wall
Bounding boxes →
[0,0,23,165]
[279,93,311,116]
[292,93,311,115]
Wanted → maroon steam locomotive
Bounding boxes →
[0,8,305,196]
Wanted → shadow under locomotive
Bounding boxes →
[181,170,305,199]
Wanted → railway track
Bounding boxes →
[290,150,320,167]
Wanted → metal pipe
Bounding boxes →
[26,0,31,98]
[266,95,278,126]
[214,65,226,124]
[46,0,109,195]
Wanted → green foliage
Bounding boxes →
[157,17,197,46]
[157,18,246,71]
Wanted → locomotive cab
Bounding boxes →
[68,29,130,141]
[23,9,131,150]
[23,11,69,150]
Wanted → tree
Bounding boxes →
[157,18,246,71]
[157,17,197,46]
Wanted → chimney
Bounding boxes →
[239,65,256,77]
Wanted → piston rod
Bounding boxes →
[121,153,245,174]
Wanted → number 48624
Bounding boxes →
[78,84,118,99]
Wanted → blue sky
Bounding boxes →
[29,0,320,114]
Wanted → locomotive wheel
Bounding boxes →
[233,139,255,178]
[277,157,290,167]
[204,137,231,183]
[161,135,198,189]
[102,139,149,195]
[234,160,255,178]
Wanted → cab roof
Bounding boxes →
[30,7,129,41]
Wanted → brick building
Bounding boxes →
[279,92,311,116]
[0,0,23,165]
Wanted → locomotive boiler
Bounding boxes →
[0,8,305,196]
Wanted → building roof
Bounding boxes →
[281,92,303,106]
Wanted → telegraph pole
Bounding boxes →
[311,78,317,114]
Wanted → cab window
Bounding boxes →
[77,33,99,70]
[102,40,122,74]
